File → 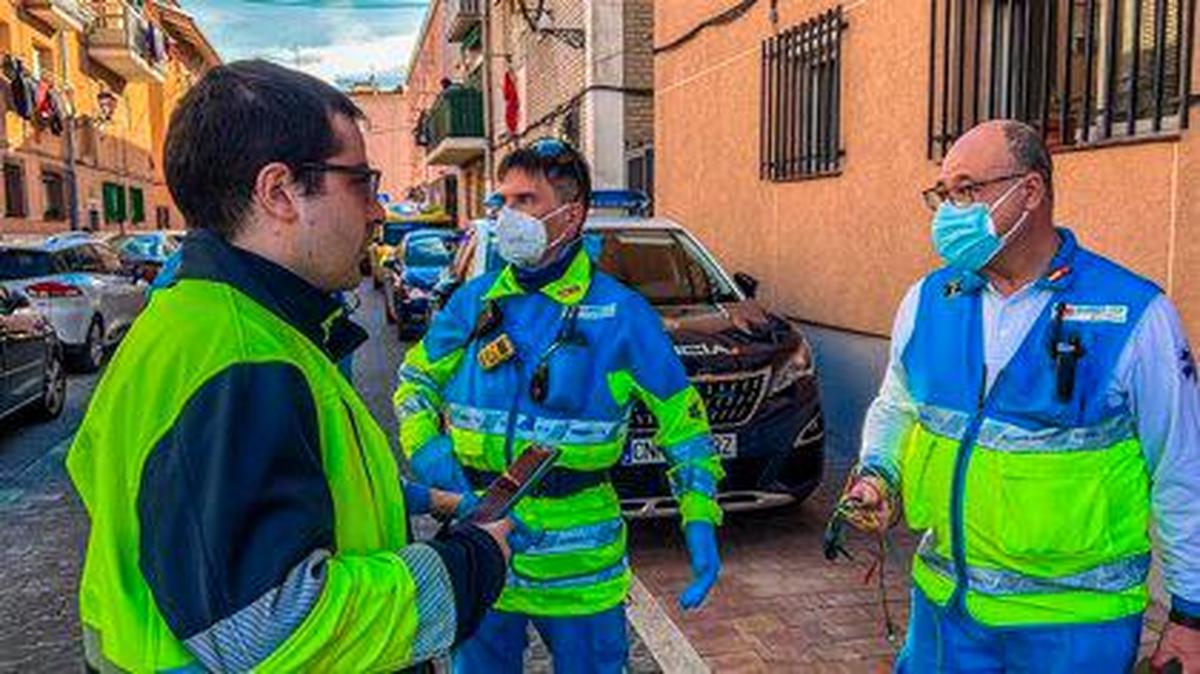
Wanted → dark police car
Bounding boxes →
[453,192,825,515]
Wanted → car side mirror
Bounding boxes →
[733,272,759,299]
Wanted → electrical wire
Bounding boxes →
[500,83,653,146]
[825,476,901,653]
[653,0,761,55]
[516,0,585,49]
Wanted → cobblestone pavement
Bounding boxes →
[629,457,1169,673]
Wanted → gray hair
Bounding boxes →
[1002,120,1053,199]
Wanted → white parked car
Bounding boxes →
[0,234,147,372]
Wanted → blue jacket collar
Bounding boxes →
[945,227,1079,298]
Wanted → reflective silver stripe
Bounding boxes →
[397,364,439,391]
[508,556,631,590]
[916,404,973,441]
[184,549,328,672]
[917,539,1149,596]
[520,518,625,557]
[916,403,1136,452]
[397,544,457,662]
[447,403,624,445]
[662,435,717,464]
[976,413,1136,453]
[394,393,436,420]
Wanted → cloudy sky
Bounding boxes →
[188,1,430,89]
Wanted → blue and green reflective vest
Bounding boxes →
[395,249,724,617]
[900,231,1158,626]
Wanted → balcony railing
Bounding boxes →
[447,0,483,43]
[87,1,167,83]
[24,0,96,33]
[425,87,487,166]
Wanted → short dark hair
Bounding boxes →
[498,138,592,210]
[1002,120,1053,199]
[164,59,364,238]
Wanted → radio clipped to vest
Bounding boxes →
[1049,302,1087,402]
[531,305,589,412]
[472,300,517,371]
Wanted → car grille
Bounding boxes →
[630,368,771,431]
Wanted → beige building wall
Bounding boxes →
[351,89,414,205]
[493,0,588,151]
[622,0,653,153]
[403,0,453,199]
[655,0,1200,341]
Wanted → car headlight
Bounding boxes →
[768,339,815,396]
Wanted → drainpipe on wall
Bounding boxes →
[482,0,495,196]
[583,0,626,189]
[58,31,80,231]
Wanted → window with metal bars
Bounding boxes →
[760,7,846,181]
[929,0,1196,158]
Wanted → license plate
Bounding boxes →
[622,434,737,466]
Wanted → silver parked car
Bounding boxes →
[0,235,147,372]
[0,284,66,423]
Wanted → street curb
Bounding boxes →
[626,575,710,674]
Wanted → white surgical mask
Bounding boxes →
[495,204,573,269]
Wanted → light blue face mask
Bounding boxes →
[930,178,1029,272]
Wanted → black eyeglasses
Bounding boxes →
[921,172,1028,212]
[299,162,382,201]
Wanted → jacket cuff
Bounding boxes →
[426,524,506,644]
[855,461,900,495]
[1172,595,1200,620]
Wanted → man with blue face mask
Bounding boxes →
[392,138,724,673]
[840,120,1200,672]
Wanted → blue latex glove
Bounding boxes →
[506,512,542,554]
[679,522,721,610]
[408,436,473,494]
[455,491,480,519]
[402,480,432,515]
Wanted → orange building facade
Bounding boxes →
[351,87,415,207]
[0,0,218,235]
[655,0,1200,340]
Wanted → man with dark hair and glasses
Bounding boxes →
[68,59,513,672]
[841,119,1200,671]
[394,137,725,672]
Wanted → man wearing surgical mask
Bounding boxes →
[841,120,1200,672]
[393,138,724,673]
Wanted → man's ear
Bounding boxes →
[1024,173,1048,211]
[568,201,587,230]
[254,162,301,225]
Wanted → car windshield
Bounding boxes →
[405,235,455,268]
[383,223,412,246]
[589,228,740,306]
[0,249,55,280]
